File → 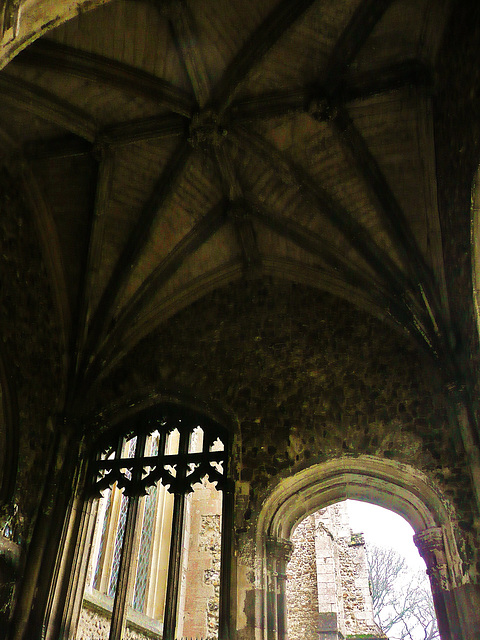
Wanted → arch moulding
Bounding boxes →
[247,455,475,640]
[259,456,454,539]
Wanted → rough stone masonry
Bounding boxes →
[287,502,386,640]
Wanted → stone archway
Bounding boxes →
[252,456,473,640]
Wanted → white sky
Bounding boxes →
[346,499,427,571]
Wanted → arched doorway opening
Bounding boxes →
[255,456,467,640]
[286,500,440,640]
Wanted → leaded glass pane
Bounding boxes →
[132,434,160,612]
[107,491,128,598]
[132,484,157,612]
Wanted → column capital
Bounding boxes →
[414,527,449,592]
[414,526,444,554]
[266,536,294,563]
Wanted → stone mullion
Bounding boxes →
[163,428,190,640]
[162,493,186,639]
[108,494,141,640]
[130,489,147,609]
[108,433,147,640]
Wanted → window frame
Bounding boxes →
[53,403,233,640]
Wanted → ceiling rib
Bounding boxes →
[71,147,115,381]
[0,73,96,141]
[331,105,445,340]
[245,196,437,348]
[339,59,433,101]
[99,113,189,146]
[14,39,195,117]
[19,162,71,373]
[231,124,417,302]
[229,90,308,121]
[211,0,316,111]
[246,198,381,293]
[167,1,211,107]
[331,105,427,285]
[79,138,193,380]
[23,135,92,160]
[228,60,432,122]
[82,199,229,391]
[260,255,425,339]
[23,114,189,161]
[213,143,262,272]
[324,0,394,91]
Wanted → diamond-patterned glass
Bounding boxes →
[133,434,160,612]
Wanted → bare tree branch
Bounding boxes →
[366,544,439,640]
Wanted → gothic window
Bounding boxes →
[79,407,231,640]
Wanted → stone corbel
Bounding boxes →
[266,537,294,564]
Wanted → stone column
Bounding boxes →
[414,527,449,595]
[266,537,293,640]
[414,527,458,640]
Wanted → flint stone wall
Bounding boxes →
[287,503,385,640]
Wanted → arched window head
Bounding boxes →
[90,410,229,498]
[80,405,231,640]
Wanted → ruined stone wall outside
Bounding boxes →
[181,479,222,639]
[336,533,381,636]
[287,504,383,640]
[287,515,320,640]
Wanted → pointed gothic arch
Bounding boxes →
[254,456,469,640]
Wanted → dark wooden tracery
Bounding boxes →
[89,406,231,640]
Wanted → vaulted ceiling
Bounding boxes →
[0,0,458,411]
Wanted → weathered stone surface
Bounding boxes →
[98,279,472,529]
[0,168,63,539]
[287,504,385,640]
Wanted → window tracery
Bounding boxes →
[80,408,231,640]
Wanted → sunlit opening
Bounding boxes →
[286,500,438,640]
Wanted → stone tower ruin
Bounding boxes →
[287,503,386,640]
